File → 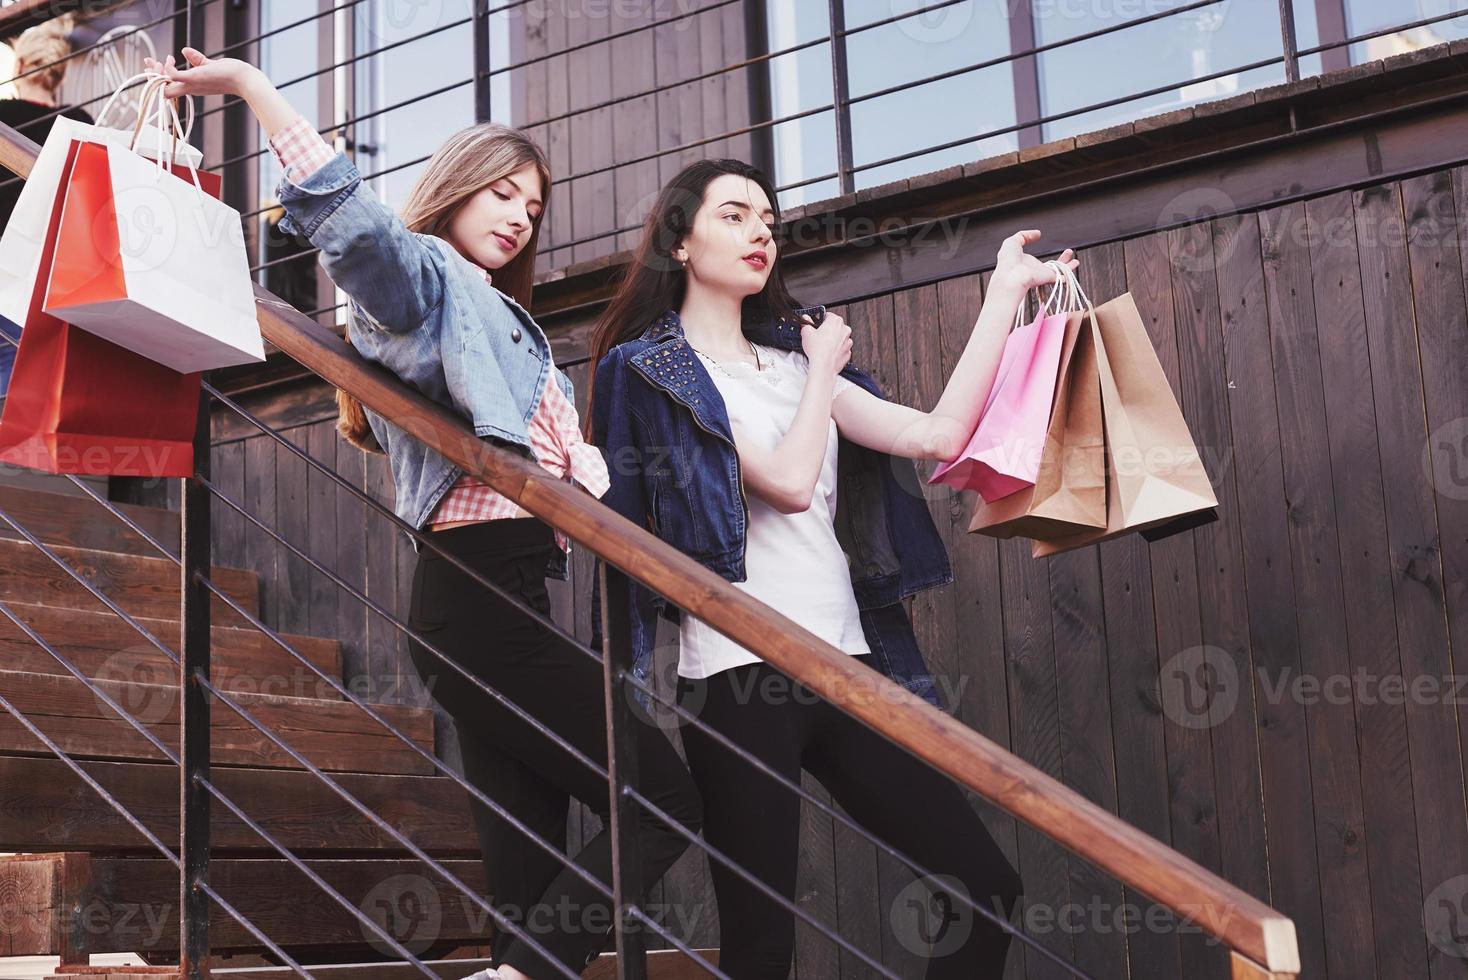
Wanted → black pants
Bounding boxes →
[679,657,1023,979]
[406,519,702,978]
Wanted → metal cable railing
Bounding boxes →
[196,398,1068,972]
[0,669,317,978]
[251,0,1468,269]
[24,0,1438,273]
[191,382,1072,975]
[0,506,428,976]
[0,325,606,975]
[0,322,1055,979]
[0,0,1399,974]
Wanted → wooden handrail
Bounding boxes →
[0,123,1298,976]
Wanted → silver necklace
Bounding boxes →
[688,338,762,373]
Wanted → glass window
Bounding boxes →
[759,2,1427,202]
[766,3,838,208]
[257,0,320,215]
[256,0,322,313]
[1033,2,1289,142]
[844,0,1016,190]
[1342,0,1468,63]
[352,0,474,206]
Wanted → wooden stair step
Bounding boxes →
[29,953,722,979]
[0,853,492,957]
[9,852,718,972]
[0,486,179,558]
[0,669,435,775]
[209,949,720,979]
[0,538,259,627]
[583,950,720,979]
[0,756,476,853]
[0,601,342,697]
[42,972,176,980]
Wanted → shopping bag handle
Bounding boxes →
[1042,259,1094,315]
[108,73,206,201]
[1040,260,1101,349]
[152,85,206,201]
[1011,260,1069,332]
[96,70,196,144]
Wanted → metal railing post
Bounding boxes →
[474,0,493,122]
[1279,0,1301,82]
[743,0,776,181]
[826,0,856,195]
[181,387,213,980]
[599,565,647,980]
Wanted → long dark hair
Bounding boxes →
[583,159,801,438]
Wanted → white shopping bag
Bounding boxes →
[0,81,205,326]
[42,138,263,373]
[3,73,263,373]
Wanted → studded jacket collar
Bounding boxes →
[590,303,954,709]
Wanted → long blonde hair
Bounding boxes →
[336,123,551,453]
[10,13,76,98]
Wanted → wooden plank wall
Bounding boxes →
[519,0,753,273]
[207,161,1468,978]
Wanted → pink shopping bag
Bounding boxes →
[929,298,1070,502]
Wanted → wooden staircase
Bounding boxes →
[0,487,716,977]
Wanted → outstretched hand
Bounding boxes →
[143,48,259,100]
[992,229,1078,296]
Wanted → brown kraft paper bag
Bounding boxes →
[1031,291,1218,557]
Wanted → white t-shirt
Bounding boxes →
[678,344,871,679]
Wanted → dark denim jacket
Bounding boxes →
[591,304,954,708]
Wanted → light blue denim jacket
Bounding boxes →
[275,150,575,578]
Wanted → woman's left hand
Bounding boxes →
[992,229,1078,296]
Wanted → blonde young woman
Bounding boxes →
[148,49,701,980]
[0,13,93,396]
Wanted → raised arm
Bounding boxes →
[146,49,446,333]
[830,231,1077,461]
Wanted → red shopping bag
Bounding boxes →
[0,139,207,478]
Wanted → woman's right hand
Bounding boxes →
[144,48,260,100]
[146,48,300,138]
[801,311,853,378]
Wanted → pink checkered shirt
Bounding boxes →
[267,116,610,552]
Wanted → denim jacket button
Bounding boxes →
[511,327,522,343]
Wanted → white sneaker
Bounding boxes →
[456,969,502,980]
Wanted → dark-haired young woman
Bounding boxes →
[587,159,1078,978]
